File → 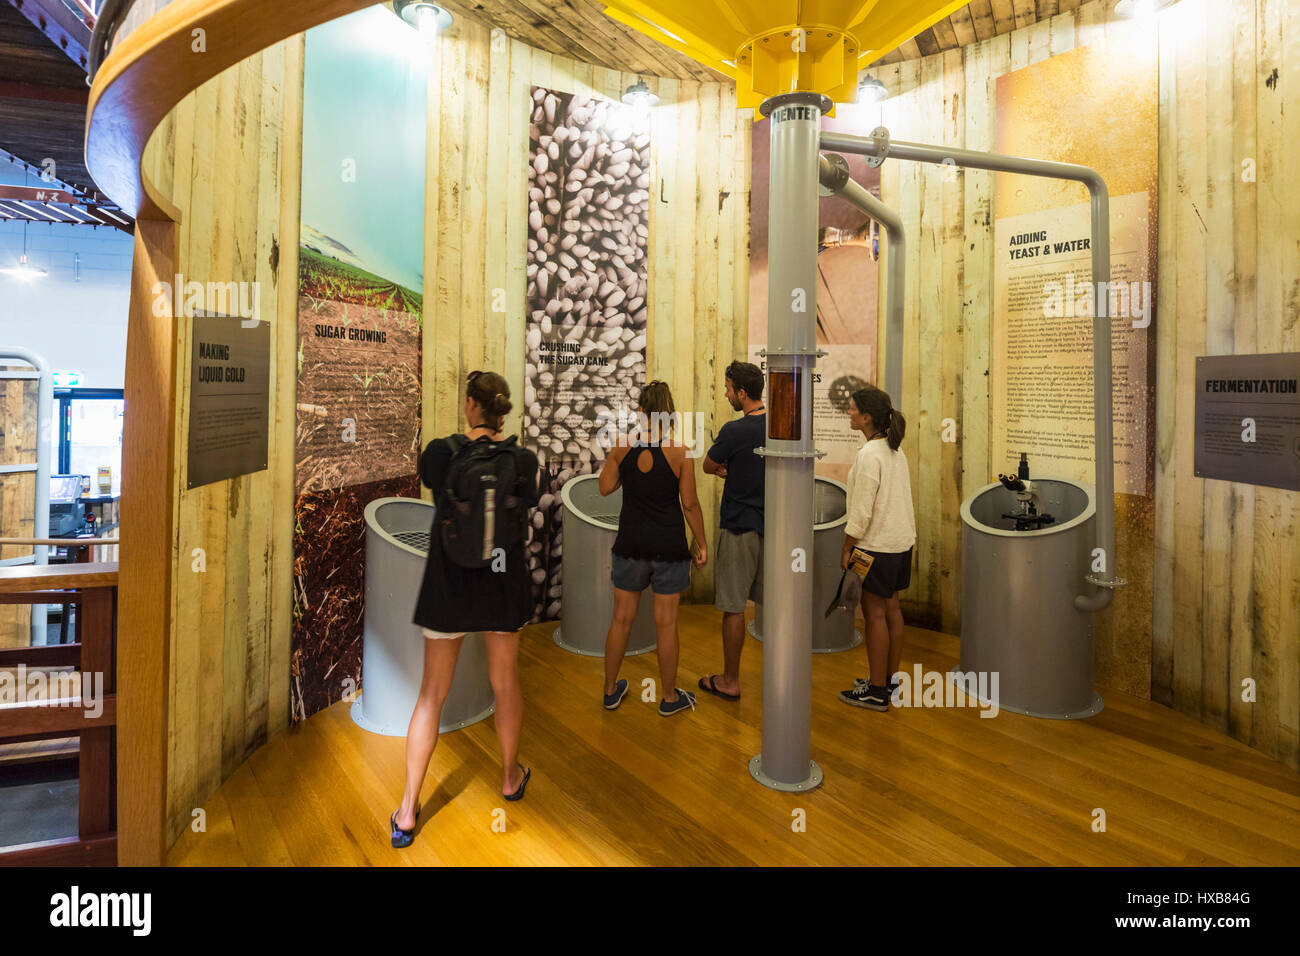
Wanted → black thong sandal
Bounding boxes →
[390,805,419,849]
[698,674,740,702]
[505,764,531,802]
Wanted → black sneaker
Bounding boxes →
[659,688,696,717]
[604,678,629,710]
[840,681,889,711]
[851,676,901,703]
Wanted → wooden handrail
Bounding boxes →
[0,563,118,593]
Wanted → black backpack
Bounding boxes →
[438,434,527,568]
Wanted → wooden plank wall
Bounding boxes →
[1153,0,1299,768]
[420,19,750,602]
[876,0,1299,768]
[140,37,301,845]
[0,374,37,645]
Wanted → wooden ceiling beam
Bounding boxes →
[914,26,941,57]
[931,16,960,51]
[4,0,92,71]
[990,0,1017,34]
[0,78,87,103]
[1011,0,1038,29]
[968,0,997,41]
[949,6,978,47]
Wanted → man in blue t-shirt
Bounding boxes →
[696,361,765,702]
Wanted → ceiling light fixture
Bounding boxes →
[1,254,47,281]
[392,0,452,36]
[858,74,888,102]
[622,78,660,109]
[1,221,46,280]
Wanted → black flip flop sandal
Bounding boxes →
[390,806,419,849]
[698,675,740,702]
[504,764,531,802]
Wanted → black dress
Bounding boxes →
[412,434,540,633]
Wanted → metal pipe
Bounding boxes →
[0,347,53,644]
[819,131,1122,611]
[817,154,906,404]
[750,92,826,793]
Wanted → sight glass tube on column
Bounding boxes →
[749,92,828,792]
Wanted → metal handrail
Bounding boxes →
[86,0,135,82]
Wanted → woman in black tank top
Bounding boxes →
[613,443,692,562]
[597,382,709,717]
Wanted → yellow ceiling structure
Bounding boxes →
[602,0,971,111]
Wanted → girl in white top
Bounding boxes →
[840,385,916,711]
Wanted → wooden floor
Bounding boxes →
[168,606,1300,866]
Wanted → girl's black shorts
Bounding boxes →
[862,548,913,598]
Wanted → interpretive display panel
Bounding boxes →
[1195,352,1300,491]
[187,312,270,489]
[992,192,1151,496]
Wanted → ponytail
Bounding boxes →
[886,407,905,451]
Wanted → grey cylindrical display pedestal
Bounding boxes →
[747,477,862,653]
[351,497,495,736]
[554,474,657,656]
[957,479,1103,719]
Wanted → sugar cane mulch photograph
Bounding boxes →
[290,473,420,720]
[524,86,650,621]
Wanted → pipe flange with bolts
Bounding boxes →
[749,755,824,792]
[758,91,834,117]
[865,126,891,167]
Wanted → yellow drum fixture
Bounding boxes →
[600,0,972,110]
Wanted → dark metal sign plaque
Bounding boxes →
[1194,352,1300,492]
[187,312,271,489]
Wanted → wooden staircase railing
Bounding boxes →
[0,563,118,866]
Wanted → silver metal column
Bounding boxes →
[749,92,828,792]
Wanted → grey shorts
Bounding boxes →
[714,528,762,613]
[611,552,691,595]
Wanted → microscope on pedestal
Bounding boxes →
[997,453,1057,532]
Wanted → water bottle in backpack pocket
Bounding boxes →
[439,434,527,568]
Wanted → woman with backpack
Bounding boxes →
[838,384,916,712]
[391,370,539,849]
[598,380,709,717]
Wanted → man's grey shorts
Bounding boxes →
[714,529,762,613]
